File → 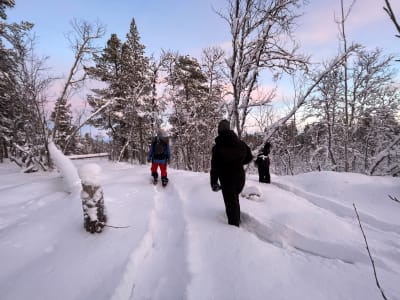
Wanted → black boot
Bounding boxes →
[152,172,158,184]
[161,176,169,187]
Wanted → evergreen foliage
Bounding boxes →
[86,19,153,163]
[166,54,223,171]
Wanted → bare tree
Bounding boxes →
[265,46,359,141]
[52,19,105,147]
[336,0,356,172]
[217,0,308,138]
[16,36,54,170]
[7,30,55,172]
[384,0,400,38]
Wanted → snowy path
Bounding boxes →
[1,159,399,300]
[111,181,189,300]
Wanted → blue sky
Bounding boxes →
[7,0,400,70]
[6,0,400,116]
[7,0,228,71]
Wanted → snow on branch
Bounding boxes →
[63,99,113,152]
[369,134,400,175]
[68,153,109,160]
[48,142,81,193]
[264,44,360,142]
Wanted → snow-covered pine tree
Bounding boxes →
[86,19,153,163]
[86,33,126,160]
[166,54,221,171]
[119,18,152,163]
[51,98,77,155]
[0,1,50,171]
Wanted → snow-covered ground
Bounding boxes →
[0,157,399,300]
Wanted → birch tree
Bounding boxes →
[218,0,308,138]
[52,19,105,153]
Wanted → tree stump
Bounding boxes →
[79,163,107,233]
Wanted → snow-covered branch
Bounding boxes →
[63,99,113,152]
[264,44,359,142]
[48,142,80,193]
[369,134,400,175]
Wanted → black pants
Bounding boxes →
[221,187,242,226]
[258,164,270,183]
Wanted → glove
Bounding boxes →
[147,159,151,163]
[212,184,221,192]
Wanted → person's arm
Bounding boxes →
[166,144,171,163]
[147,144,154,162]
[210,147,219,188]
[242,143,253,165]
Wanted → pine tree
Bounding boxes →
[86,33,124,160]
[167,55,220,171]
[51,98,76,155]
[0,0,18,161]
[86,19,153,163]
[0,0,48,171]
[119,18,152,163]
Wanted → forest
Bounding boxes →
[1,0,399,176]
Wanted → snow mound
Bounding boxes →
[241,185,262,201]
[79,163,102,186]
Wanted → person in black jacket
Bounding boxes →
[255,141,271,183]
[210,119,253,227]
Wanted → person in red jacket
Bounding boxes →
[147,131,170,186]
[210,120,253,227]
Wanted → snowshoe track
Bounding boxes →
[240,211,396,272]
[111,180,189,300]
[273,181,400,236]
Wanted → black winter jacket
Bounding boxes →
[210,130,253,190]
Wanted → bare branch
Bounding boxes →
[384,0,400,38]
[63,99,113,152]
[52,19,106,142]
[353,204,388,300]
[388,194,400,203]
[264,44,359,142]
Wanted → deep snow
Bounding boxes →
[0,156,399,300]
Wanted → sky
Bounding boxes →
[0,149,400,299]
[5,0,400,120]
[7,0,400,69]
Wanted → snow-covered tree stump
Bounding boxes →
[79,163,107,233]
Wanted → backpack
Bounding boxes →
[153,137,167,159]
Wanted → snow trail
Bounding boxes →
[111,180,189,300]
[240,211,396,272]
[273,181,400,235]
